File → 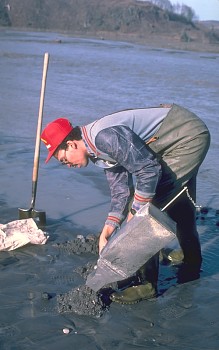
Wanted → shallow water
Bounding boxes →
[0,30,219,349]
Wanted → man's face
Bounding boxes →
[54,141,89,168]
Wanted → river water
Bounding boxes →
[0,30,219,349]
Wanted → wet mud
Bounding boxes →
[54,234,99,256]
[0,204,219,349]
[57,284,109,317]
[54,235,114,317]
[53,207,219,318]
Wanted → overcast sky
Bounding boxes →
[170,0,219,21]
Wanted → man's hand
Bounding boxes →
[99,224,115,253]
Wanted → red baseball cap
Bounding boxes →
[41,118,73,163]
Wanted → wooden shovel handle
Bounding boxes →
[32,52,49,183]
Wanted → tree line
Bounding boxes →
[147,0,197,21]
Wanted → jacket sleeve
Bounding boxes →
[95,125,162,228]
[104,165,134,228]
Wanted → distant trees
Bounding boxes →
[147,0,173,12]
[174,3,197,21]
[147,0,197,21]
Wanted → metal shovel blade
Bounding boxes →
[86,202,177,292]
[19,207,46,227]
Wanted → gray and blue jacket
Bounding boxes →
[80,106,171,228]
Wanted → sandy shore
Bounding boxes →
[83,31,219,54]
[1,26,219,53]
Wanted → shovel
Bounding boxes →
[19,52,49,226]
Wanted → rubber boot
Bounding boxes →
[166,177,202,283]
[160,248,184,265]
[110,254,159,304]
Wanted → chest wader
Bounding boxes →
[110,104,210,304]
[141,104,210,287]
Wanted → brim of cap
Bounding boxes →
[45,149,56,163]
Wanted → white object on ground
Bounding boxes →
[63,328,70,334]
[0,218,49,251]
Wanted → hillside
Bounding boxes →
[1,0,219,52]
